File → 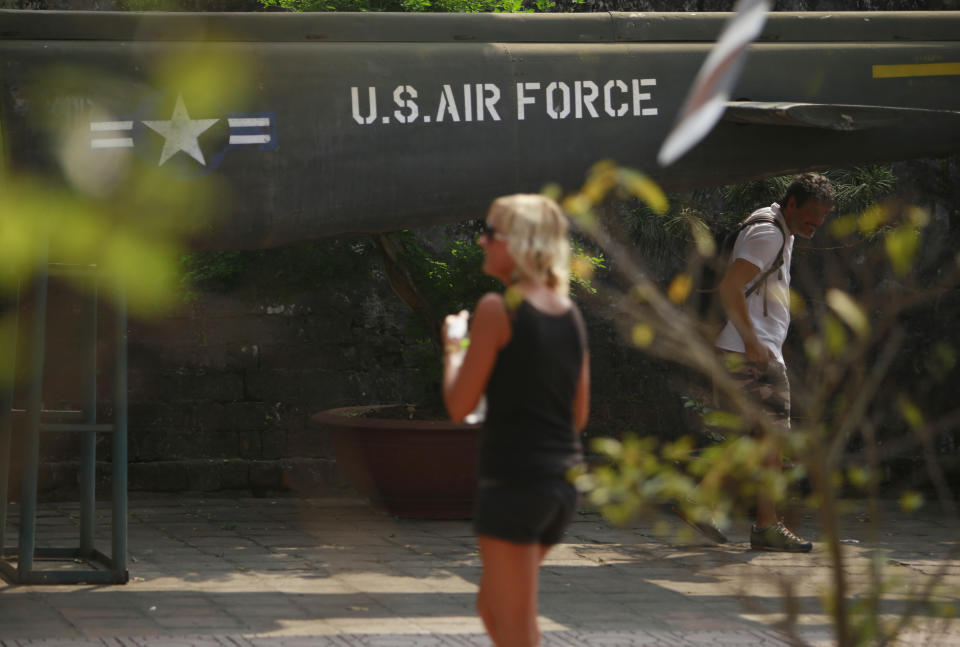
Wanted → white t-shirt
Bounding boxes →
[715,203,794,365]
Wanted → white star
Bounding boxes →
[142,95,219,166]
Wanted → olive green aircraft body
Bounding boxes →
[1,10,959,249]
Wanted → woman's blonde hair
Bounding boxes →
[489,194,571,296]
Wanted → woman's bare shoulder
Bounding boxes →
[476,291,506,310]
[473,292,512,346]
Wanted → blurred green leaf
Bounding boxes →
[591,437,623,459]
[690,218,716,258]
[899,491,924,513]
[826,289,870,338]
[702,410,742,431]
[847,466,870,489]
[824,314,848,357]
[667,273,692,305]
[897,396,924,431]
[857,204,889,234]
[618,168,668,215]
[885,225,920,277]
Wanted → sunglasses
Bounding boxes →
[479,221,505,241]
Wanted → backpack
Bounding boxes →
[696,212,786,328]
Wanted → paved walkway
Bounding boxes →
[1,494,958,646]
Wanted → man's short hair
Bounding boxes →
[781,172,835,209]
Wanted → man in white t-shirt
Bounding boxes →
[716,172,834,552]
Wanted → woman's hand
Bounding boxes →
[443,294,510,422]
[443,309,470,355]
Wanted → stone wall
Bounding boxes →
[7,230,690,500]
[8,236,435,498]
[8,159,958,500]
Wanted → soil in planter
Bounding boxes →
[355,404,450,421]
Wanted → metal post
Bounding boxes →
[0,286,19,555]
[110,281,127,579]
[19,260,48,576]
[79,277,97,557]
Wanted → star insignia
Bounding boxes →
[142,94,219,166]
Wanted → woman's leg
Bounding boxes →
[477,534,543,647]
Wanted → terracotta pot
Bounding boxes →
[311,404,481,519]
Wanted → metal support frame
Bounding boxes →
[0,261,128,585]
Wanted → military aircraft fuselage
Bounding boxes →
[1,10,958,249]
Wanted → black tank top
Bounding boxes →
[479,299,588,481]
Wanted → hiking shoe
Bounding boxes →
[750,521,812,553]
[671,504,728,544]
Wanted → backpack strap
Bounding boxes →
[738,214,786,316]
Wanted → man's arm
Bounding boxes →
[718,258,774,364]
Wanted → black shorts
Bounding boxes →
[473,477,577,546]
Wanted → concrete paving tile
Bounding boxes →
[334,574,452,594]
[0,625,83,640]
[547,630,666,646]
[4,495,957,647]
[386,561,471,574]
[37,595,138,610]
[286,593,387,616]
[247,619,349,637]
[149,618,246,631]
[682,629,792,645]
[309,547,402,560]
[228,605,314,621]
[436,633,491,646]
[244,539,319,550]
[0,597,66,612]
[4,640,94,646]
[122,637,231,646]
[180,538,263,549]
[368,593,473,617]
[222,560,312,573]
[322,618,425,635]
[58,608,150,620]
[245,637,341,646]
[323,561,404,574]
[262,578,360,595]
[405,618,486,635]
[73,620,165,637]
[359,635,468,646]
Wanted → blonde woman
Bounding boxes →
[443,194,590,647]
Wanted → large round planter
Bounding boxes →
[311,404,481,519]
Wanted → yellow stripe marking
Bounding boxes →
[873,62,960,79]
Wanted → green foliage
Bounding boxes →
[391,227,500,323]
[259,0,565,12]
[390,224,605,324]
[571,245,606,295]
[723,166,897,222]
[574,431,796,533]
[723,174,793,222]
[829,165,897,216]
[622,202,706,276]
[616,166,898,286]
[561,160,959,647]
[383,223,603,409]
[261,0,407,12]
[180,250,248,295]
[178,238,381,300]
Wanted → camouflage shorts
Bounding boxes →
[726,357,791,434]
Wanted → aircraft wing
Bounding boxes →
[723,101,960,131]
[2,10,959,248]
